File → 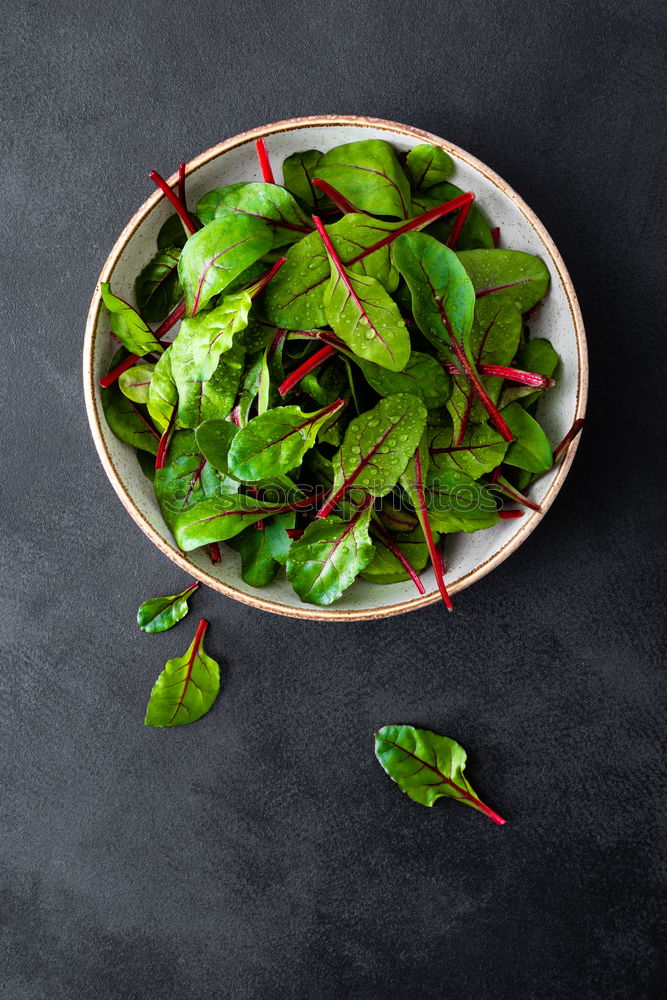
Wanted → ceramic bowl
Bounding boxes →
[83,115,587,620]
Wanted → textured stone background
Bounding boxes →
[1,1,664,997]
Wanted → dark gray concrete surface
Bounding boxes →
[1,1,664,997]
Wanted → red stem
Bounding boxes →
[372,519,426,595]
[312,177,361,214]
[491,227,501,248]
[286,528,305,539]
[209,543,221,563]
[278,344,337,397]
[413,448,453,610]
[554,418,584,464]
[499,509,523,519]
[149,170,199,235]
[443,362,555,389]
[255,139,275,183]
[155,405,177,469]
[99,300,186,388]
[494,475,542,513]
[447,197,474,248]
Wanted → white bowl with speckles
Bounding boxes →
[83,115,587,620]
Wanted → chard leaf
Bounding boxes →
[172,343,246,429]
[195,183,248,224]
[412,181,494,249]
[316,139,411,218]
[405,144,454,189]
[457,249,550,312]
[499,338,559,408]
[227,513,295,586]
[195,418,239,474]
[144,619,220,728]
[178,215,272,316]
[356,351,451,409]
[137,581,198,634]
[286,503,375,605]
[102,384,159,455]
[174,494,295,551]
[134,246,182,323]
[199,182,312,247]
[322,393,427,515]
[154,430,233,531]
[430,423,508,479]
[282,149,330,210]
[361,526,430,584]
[170,288,252,383]
[157,214,187,250]
[147,347,178,432]
[425,469,499,533]
[502,403,554,473]
[228,399,346,481]
[374,724,505,823]
[118,363,156,405]
[100,282,163,356]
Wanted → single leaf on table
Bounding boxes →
[424,469,500,533]
[144,618,220,728]
[286,501,376,605]
[499,338,559,408]
[361,526,431,584]
[430,423,509,479]
[134,246,182,323]
[137,581,199,633]
[172,343,246,430]
[154,430,234,531]
[457,249,550,312]
[158,214,187,250]
[178,215,272,316]
[227,398,346,481]
[170,288,252,383]
[405,144,454,189]
[100,282,164,356]
[147,347,178,433]
[374,724,506,824]
[502,402,554,473]
[102,384,159,455]
[175,493,304,551]
[412,181,493,249]
[118,363,156,405]
[196,182,312,247]
[316,139,411,218]
[320,392,428,517]
[227,512,296,586]
[356,351,451,409]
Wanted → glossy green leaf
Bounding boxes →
[102,384,159,455]
[144,619,220,728]
[195,418,238,474]
[356,351,450,409]
[324,266,410,373]
[137,581,199,634]
[100,282,163,356]
[134,246,182,323]
[502,403,554,473]
[430,423,508,479]
[282,149,330,210]
[172,343,246,429]
[174,493,293,551]
[178,215,272,316]
[405,144,454,189]
[157,214,187,250]
[412,181,494,250]
[228,399,346,481]
[154,430,232,531]
[195,182,247,224]
[170,288,252,384]
[499,338,559,408]
[425,468,499,533]
[316,139,411,218]
[118,363,155,405]
[457,249,550,312]
[147,347,178,433]
[198,182,312,248]
[374,725,505,823]
[361,526,430,584]
[227,513,295,586]
[286,504,375,605]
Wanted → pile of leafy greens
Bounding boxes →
[101,138,578,609]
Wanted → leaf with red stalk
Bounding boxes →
[144,618,221,728]
[195,184,312,247]
[313,215,410,372]
[553,418,584,464]
[400,440,452,610]
[491,474,542,513]
[457,249,550,311]
[100,282,164,357]
[311,177,362,215]
[99,300,186,389]
[375,724,506,824]
[393,232,513,442]
[278,344,338,397]
[137,580,199,634]
[315,139,411,218]
[209,543,221,564]
[149,169,199,236]
[446,192,474,249]
[429,423,509,479]
[368,517,426,594]
[255,138,275,183]
[101,384,160,455]
[174,492,319,551]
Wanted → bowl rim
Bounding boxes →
[83,114,588,621]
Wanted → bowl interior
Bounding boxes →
[84,117,586,620]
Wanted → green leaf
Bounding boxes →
[412,181,494,250]
[137,581,199,634]
[195,418,239,474]
[157,214,187,250]
[228,399,346,481]
[425,469,500,533]
[102,383,159,455]
[134,247,182,323]
[502,403,554,473]
[154,430,233,531]
[144,619,220,728]
[174,493,293,551]
[326,393,427,509]
[405,144,454,189]
[457,249,550,312]
[198,182,312,248]
[100,282,163,356]
[361,526,430,584]
[177,215,272,316]
[286,504,375,605]
[282,149,329,210]
[374,724,505,823]
[195,182,247,224]
[172,343,246,430]
[170,288,252,383]
[323,265,410,373]
[147,347,178,433]
[227,513,295,586]
[430,423,508,479]
[316,139,411,218]
[356,351,451,409]
[499,338,559,408]
[118,363,156,405]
